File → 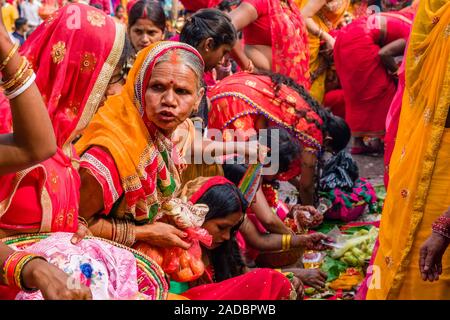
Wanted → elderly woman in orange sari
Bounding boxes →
[74,42,206,251]
[0,4,129,237]
[365,0,450,300]
[297,0,349,103]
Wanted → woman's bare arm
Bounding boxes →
[0,17,56,174]
[228,2,259,70]
[301,0,336,48]
[251,186,293,234]
[379,38,406,73]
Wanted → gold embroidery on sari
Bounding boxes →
[388,2,450,298]
[65,22,125,150]
[80,52,98,73]
[39,186,53,233]
[87,10,106,27]
[51,41,66,64]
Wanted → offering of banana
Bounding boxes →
[330,228,378,268]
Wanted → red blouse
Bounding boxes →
[242,0,272,46]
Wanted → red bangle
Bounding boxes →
[432,215,450,239]
[2,251,45,291]
[3,251,28,288]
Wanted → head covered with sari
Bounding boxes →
[76,41,205,224]
[0,4,126,233]
[21,3,126,151]
[178,176,248,282]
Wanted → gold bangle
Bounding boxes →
[282,234,287,251]
[285,234,292,250]
[78,216,89,228]
[1,57,29,90]
[0,42,19,72]
[5,68,33,95]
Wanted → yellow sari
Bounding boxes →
[366,0,450,300]
[296,0,349,102]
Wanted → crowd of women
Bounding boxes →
[0,0,448,300]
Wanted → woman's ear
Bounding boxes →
[323,136,334,152]
[192,87,206,113]
[205,37,214,52]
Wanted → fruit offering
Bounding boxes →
[330,227,378,268]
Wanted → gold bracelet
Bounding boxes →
[285,234,292,250]
[282,234,287,251]
[5,68,33,95]
[0,42,19,72]
[78,216,89,228]
[1,57,29,90]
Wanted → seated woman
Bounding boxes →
[223,161,328,290]
[208,71,351,205]
[227,0,311,89]
[0,4,130,238]
[127,0,166,53]
[0,10,91,300]
[176,176,332,299]
[74,42,206,251]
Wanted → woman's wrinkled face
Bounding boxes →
[129,19,164,52]
[202,211,243,249]
[201,43,233,71]
[144,60,204,135]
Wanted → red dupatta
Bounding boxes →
[0,4,125,232]
[269,0,311,89]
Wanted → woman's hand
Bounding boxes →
[419,232,450,282]
[298,233,334,251]
[70,220,93,245]
[136,222,191,250]
[291,276,304,300]
[292,205,323,229]
[21,259,93,300]
[289,268,327,291]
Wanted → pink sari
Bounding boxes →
[0,4,125,232]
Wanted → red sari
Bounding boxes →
[0,4,126,232]
[208,72,323,180]
[242,0,311,89]
[333,10,414,138]
[183,268,295,300]
[177,176,296,300]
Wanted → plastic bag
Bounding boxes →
[133,227,212,283]
[319,151,359,191]
[159,198,209,229]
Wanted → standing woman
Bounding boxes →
[333,7,415,154]
[0,4,128,237]
[366,0,450,300]
[128,0,166,53]
[227,0,311,89]
[298,0,350,103]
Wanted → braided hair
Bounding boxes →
[255,70,350,154]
